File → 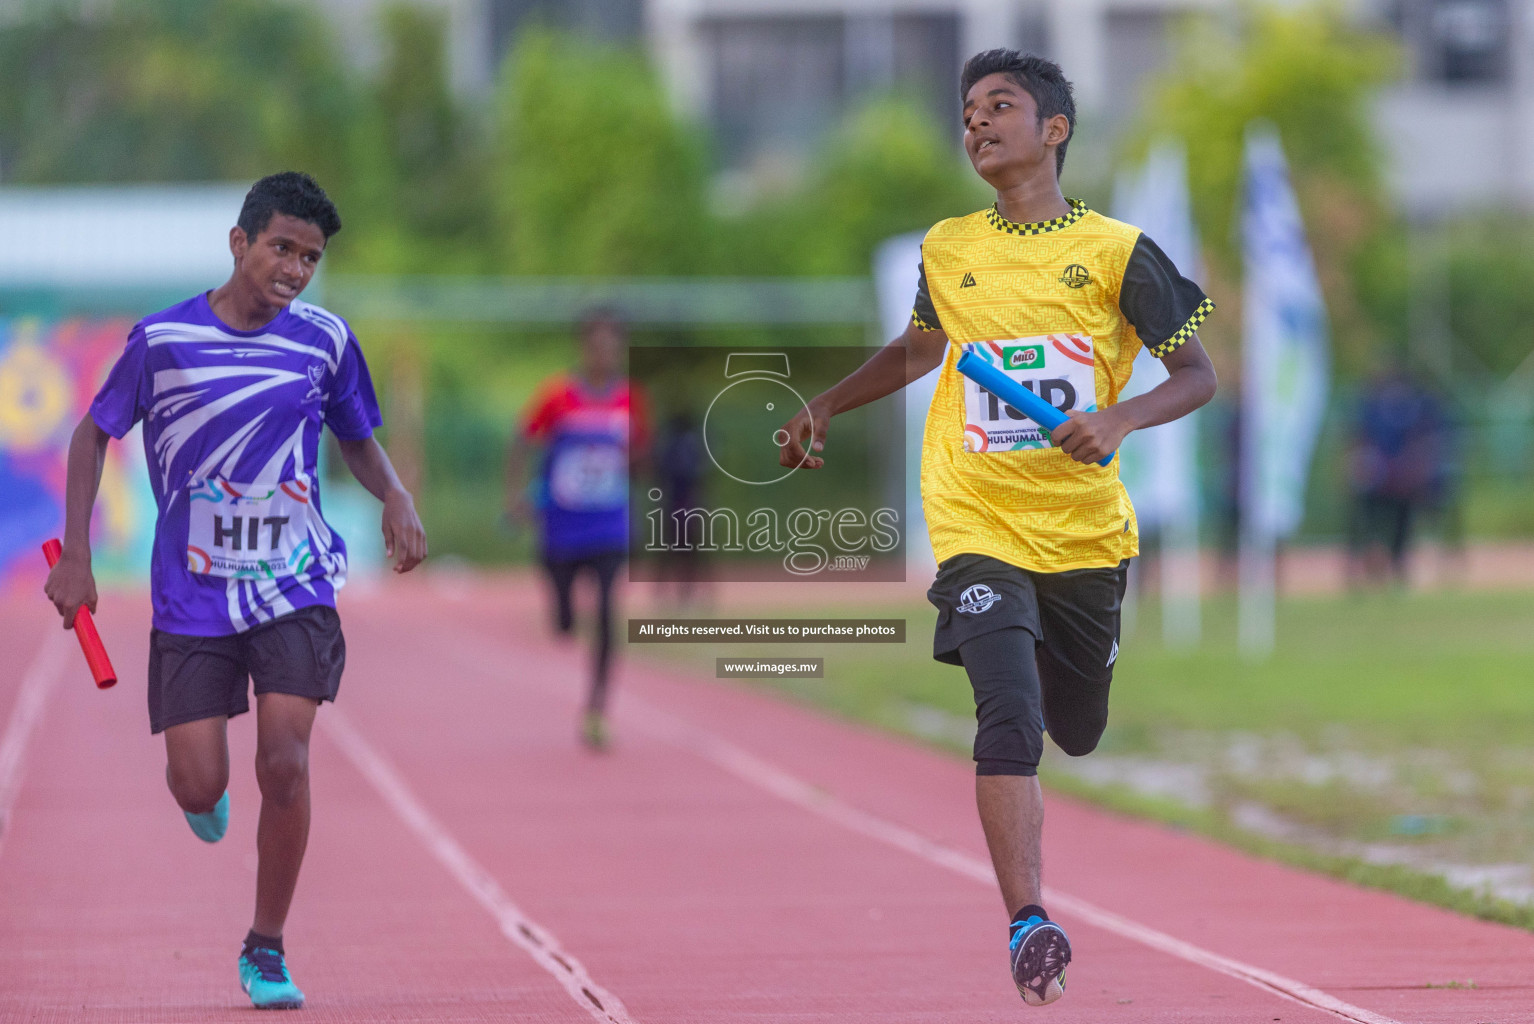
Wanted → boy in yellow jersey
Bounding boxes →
[779,49,1217,1006]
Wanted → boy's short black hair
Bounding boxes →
[236,172,342,243]
[960,49,1077,176]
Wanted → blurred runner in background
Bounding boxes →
[507,310,647,750]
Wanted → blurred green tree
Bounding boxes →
[1443,219,1534,379]
[491,28,708,275]
[0,0,358,187]
[1124,4,1400,372]
[341,3,492,275]
[719,95,986,277]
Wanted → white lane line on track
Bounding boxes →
[421,610,1402,1024]
[624,697,1406,1024]
[0,630,70,858]
[320,707,638,1024]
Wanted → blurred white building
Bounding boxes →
[646,0,1534,216]
[306,0,644,94]
[277,0,1534,215]
[1380,0,1534,215]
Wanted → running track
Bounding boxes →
[2,575,1531,1022]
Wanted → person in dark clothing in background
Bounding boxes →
[1346,363,1446,586]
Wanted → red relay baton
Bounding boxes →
[41,538,118,689]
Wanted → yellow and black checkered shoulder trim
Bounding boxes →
[1149,297,1215,358]
[984,198,1088,237]
[911,309,939,332]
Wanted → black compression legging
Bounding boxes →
[958,626,1113,776]
[545,552,623,714]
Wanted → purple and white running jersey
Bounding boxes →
[90,292,382,636]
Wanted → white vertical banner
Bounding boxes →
[1239,123,1331,656]
[1114,139,1204,648]
[873,232,940,576]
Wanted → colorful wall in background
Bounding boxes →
[0,318,153,587]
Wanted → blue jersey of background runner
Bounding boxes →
[522,376,637,561]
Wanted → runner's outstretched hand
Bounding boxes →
[382,488,427,573]
[779,397,832,469]
[336,437,428,574]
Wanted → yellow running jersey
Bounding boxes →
[912,199,1213,573]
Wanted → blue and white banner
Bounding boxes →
[1114,139,1203,536]
[1241,123,1330,540]
[1114,139,1205,645]
[1238,123,1331,654]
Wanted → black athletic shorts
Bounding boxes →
[147,605,346,734]
[927,554,1129,775]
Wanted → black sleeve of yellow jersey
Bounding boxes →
[911,260,942,332]
[1119,233,1215,358]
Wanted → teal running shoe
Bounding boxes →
[239,945,305,1010]
[184,791,229,843]
[1009,915,1070,1006]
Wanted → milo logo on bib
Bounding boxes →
[1000,344,1044,371]
[961,335,1098,453]
[186,477,314,580]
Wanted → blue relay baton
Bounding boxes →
[954,349,1115,468]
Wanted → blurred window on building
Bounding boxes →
[705,16,846,166]
[1431,0,1508,82]
[1105,10,1170,123]
[702,13,958,168]
[892,14,961,120]
[1395,0,1510,84]
[1016,10,1052,61]
[490,0,643,59]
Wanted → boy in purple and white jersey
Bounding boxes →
[45,173,427,1010]
[94,256,378,634]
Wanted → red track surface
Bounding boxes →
[3,576,1532,1022]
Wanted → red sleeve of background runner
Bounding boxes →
[521,378,572,440]
[626,383,651,458]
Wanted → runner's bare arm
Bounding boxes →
[335,437,428,573]
[778,321,950,469]
[44,415,110,626]
[1051,336,1217,465]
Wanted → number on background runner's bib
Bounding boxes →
[961,335,1098,453]
[186,477,314,580]
[548,443,627,511]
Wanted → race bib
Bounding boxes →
[960,335,1098,453]
[548,442,626,511]
[186,477,313,579]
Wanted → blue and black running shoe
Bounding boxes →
[239,945,305,1010]
[1009,914,1070,1006]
